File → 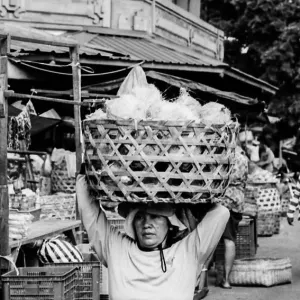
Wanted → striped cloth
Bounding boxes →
[38,236,83,264]
[287,179,300,223]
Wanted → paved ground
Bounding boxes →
[207,217,300,300]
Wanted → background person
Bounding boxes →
[217,145,249,289]
[257,143,275,172]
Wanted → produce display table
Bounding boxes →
[9,219,82,249]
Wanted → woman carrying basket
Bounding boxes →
[76,171,229,300]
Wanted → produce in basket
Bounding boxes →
[176,88,202,116]
[247,166,278,184]
[199,102,231,125]
[86,67,231,124]
[87,89,230,124]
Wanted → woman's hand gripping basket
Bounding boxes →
[83,119,238,204]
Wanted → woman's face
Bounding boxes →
[134,211,169,249]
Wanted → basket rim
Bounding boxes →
[83,118,239,129]
[232,258,292,270]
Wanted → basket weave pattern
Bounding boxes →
[257,209,275,236]
[256,185,281,234]
[84,119,238,203]
[228,258,292,287]
[256,186,281,211]
[280,195,290,216]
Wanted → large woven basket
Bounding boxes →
[39,193,76,220]
[228,258,292,287]
[255,184,281,211]
[255,184,281,234]
[51,158,76,194]
[83,119,238,203]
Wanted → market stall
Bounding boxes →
[0,25,83,284]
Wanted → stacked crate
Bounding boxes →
[215,216,256,262]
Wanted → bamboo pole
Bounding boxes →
[7,150,47,156]
[0,35,10,272]
[31,88,117,99]
[4,91,89,106]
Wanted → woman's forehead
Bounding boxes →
[135,210,160,217]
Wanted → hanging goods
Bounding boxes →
[8,102,32,150]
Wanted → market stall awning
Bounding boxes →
[8,105,61,136]
[67,29,277,95]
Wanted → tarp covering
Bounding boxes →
[146,71,259,106]
[8,105,61,136]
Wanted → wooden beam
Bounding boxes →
[0,36,10,268]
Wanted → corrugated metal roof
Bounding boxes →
[88,35,209,65]
[9,40,110,57]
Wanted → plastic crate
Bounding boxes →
[215,216,256,262]
[1,266,77,300]
[50,253,101,300]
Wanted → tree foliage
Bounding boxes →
[201,0,300,117]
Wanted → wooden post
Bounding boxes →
[70,45,82,221]
[70,45,82,174]
[0,35,10,272]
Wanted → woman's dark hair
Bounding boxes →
[167,224,187,246]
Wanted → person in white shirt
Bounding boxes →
[76,174,229,300]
